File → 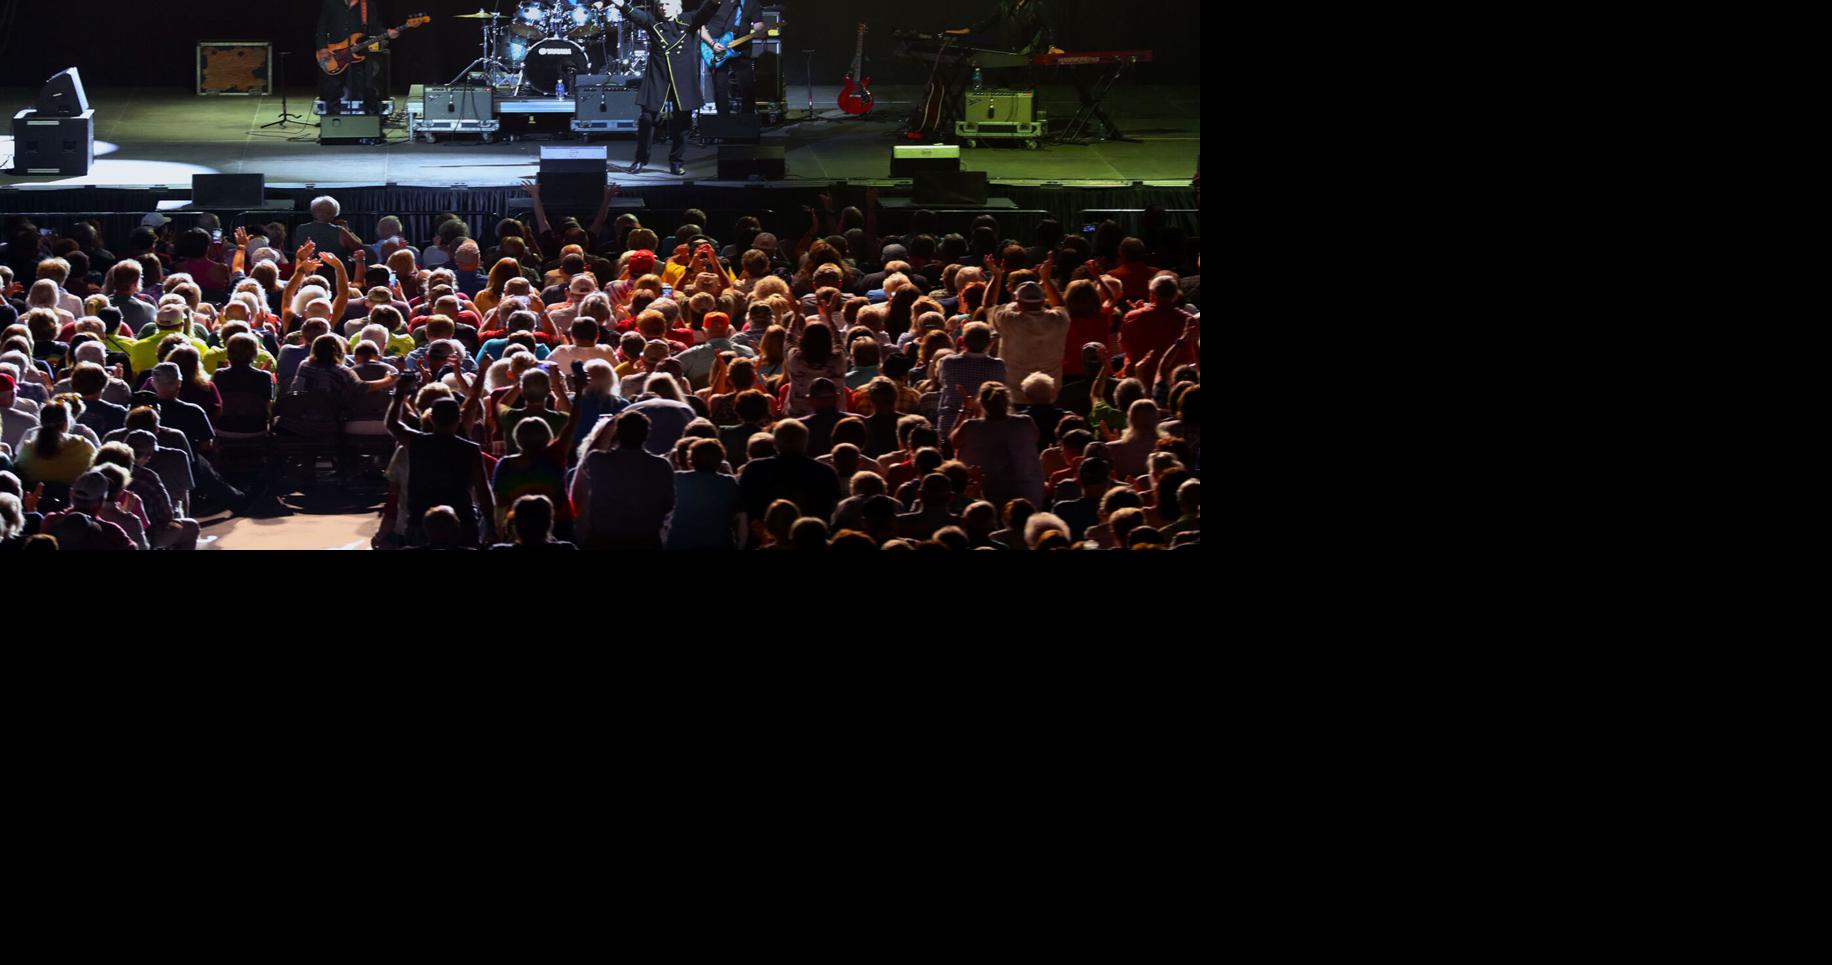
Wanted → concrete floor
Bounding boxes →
[200,511,377,551]
[1,84,1199,189]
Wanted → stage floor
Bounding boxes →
[0,85,1199,190]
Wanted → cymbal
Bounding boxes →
[454,10,505,19]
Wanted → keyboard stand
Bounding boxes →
[1058,60,1138,143]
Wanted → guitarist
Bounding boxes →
[699,0,764,116]
[317,0,398,116]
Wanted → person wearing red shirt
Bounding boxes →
[1121,273,1197,366]
[1104,238,1159,303]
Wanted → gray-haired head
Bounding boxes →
[151,362,182,387]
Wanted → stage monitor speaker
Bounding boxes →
[424,85,492,122]
[913,171,988,206]
[11,109,95,175]
[37,68,89,117]
[718,145,786,180]
[540,146,609,207]
[891,144,961,177]
[197,42,273,95]
[192,174,266,209]
[319,113,383,143]
[574,85,639,123]
[699,113,761,143]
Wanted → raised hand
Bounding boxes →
[234,226,251,247]
[295,240,317,263]
[521,178,541,197]
[605,182,621,200]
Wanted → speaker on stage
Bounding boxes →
[12,68,94,175]
[192,174,266,209]
[699,114,762,143]
[718,145,786,180]
[37,68,89,117]
[914,171,988,206]
[540,145,609,208]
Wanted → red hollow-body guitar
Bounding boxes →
[838,23,874,115]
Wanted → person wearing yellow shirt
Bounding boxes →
[107,303,208,380]
[661,241,737,290]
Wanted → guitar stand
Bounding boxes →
[1056,60,1138,144]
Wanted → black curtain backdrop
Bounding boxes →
[0,1,1197,93]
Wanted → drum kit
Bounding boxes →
[452,2,648,96]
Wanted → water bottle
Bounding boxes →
[556,79,567,98]
[972,67,984,90]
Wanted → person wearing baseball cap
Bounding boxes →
[140,213,172,230]
[673,310,756,390]
[989,279,1072,393]
[39,470,138,550]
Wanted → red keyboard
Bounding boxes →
[1032,50,1154,66]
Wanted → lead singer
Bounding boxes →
[603,0,723,176]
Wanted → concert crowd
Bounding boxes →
[0,189,1199,551]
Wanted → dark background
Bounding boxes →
[0,1,1197,92]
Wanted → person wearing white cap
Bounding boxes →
[989,279,1072,392]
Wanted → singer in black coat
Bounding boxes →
[620,0,723,169]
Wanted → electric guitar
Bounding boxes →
[838,22,874,116]
[317,14,431,76]
[702,22,782,69]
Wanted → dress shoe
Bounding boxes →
[670,161,686,176]
[628,160,646,174]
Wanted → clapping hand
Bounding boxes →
[295,240,317,264]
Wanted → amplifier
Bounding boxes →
[197,42,273,95]
[964,89,1035,124]
[11,109,94,175]
[318,112,384,144]
[424,85,492,122]
[574,85,640,124]
[891,143,961,177]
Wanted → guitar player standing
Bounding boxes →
[700,0,764,115]
[318,0,397,116]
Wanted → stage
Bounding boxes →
[0,84,1197,189]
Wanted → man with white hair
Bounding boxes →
[450,241,489,298]
[368,216,406,262]
[36,259,85,318]
[296,196,362,255]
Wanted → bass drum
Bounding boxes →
[523,37,594,95]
